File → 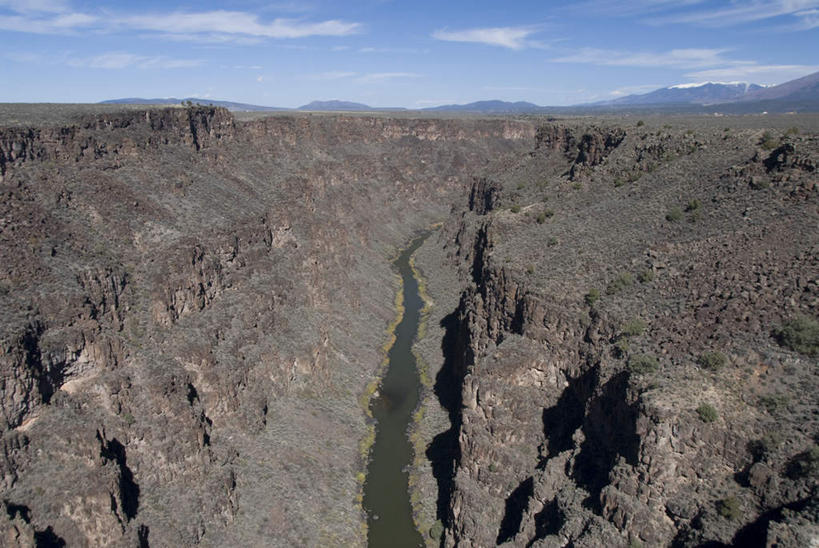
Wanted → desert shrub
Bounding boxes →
[627,354,659,375]
[621,318,647,337]
[685,199,701,212]
[547,236,558,247]
[749,177,770,190]
[536,209,554,224]
[510,205,521,214]
[748,433,782,462]
[698,351,727,371]
[773,314,819,356]
[666,206,683,222]
[637,269,655,283]
[636,120,645,127]
[572,183,582,190]
[786,446,819,479]
[697,403,718,423]
[758,393,789,413]
[759,131,779,150]
[517,183,525,190]
[526,264,535,274]
[606,272,634,295]
[785,126,800,136]
[614,338,630,358]
[716,497,741,520]
[429,520,444,540]
[584,289,600,306]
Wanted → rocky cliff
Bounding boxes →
[0,106,534,546]
[411,120,818,547]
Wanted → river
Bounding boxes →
[363,234,428,548]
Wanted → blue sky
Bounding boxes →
[1,0,817,107]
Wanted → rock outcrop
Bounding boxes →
[0,106,534,546]
[411,120,818,547]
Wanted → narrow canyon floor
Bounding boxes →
[0,106,816,547]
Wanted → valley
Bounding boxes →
[0,106,816,547]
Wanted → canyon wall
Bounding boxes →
[0,106,534,546]
[411,120,817,547]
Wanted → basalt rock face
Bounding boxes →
[0,107,534,546]
[425,122,818,547]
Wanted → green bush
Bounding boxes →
[696,403,718,423]
[785,126,799,136]
[526,264,535,275]
[685,199,701,212]
[510,205,521,214]
[606,272,634,295]
[636,120,645,127]
[758,394,789,413]
[547,236,558,247]
[621,318,647,337]
[584,289,600,306]
[627,354,659,375]
[614,338,630,359]
[774,314,819,356]
[698,351,727,371]
[759,131,779,150]
[786,445,819,479]
[637,269,655,283]
[429,520,444,540]
[666,207,683,222]
[536,209,554,224]
[716,497,741,520]
[748,433,782,462]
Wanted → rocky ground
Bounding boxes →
[410,116,818,547]
[0,106,532,546]
[0,106,816,547]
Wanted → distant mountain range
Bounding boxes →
[296,100,406,111]
[102,70,819,114]
[593,82,768,106]
[100,97,287,112]
[422,100,548,113]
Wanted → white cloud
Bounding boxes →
[645,0,819,27]
[0,0,70,13]
[685,64,819,83]
[552,47,736,69]
[0,7,362,40]
[608,84,665,96]
[68,52,202,70]
[551,46,819,86]
[0,12,98,33]
[356,72,421,83]
[120,11,361,38]
[432,26,538,49]
[305,71,358,80]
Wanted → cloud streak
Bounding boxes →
[553,46,819,85]
[432,26,538,49]
[68,52,203,70]
[644,0,819,27]
[552,48,737,69]
[0,6,362,40]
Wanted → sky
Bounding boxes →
[1,0,818,107]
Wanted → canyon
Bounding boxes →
[0,106,816,547]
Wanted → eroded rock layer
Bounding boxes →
[411,120,818,547]
[0,107,534,546]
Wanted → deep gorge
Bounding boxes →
[0,107,817,547]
